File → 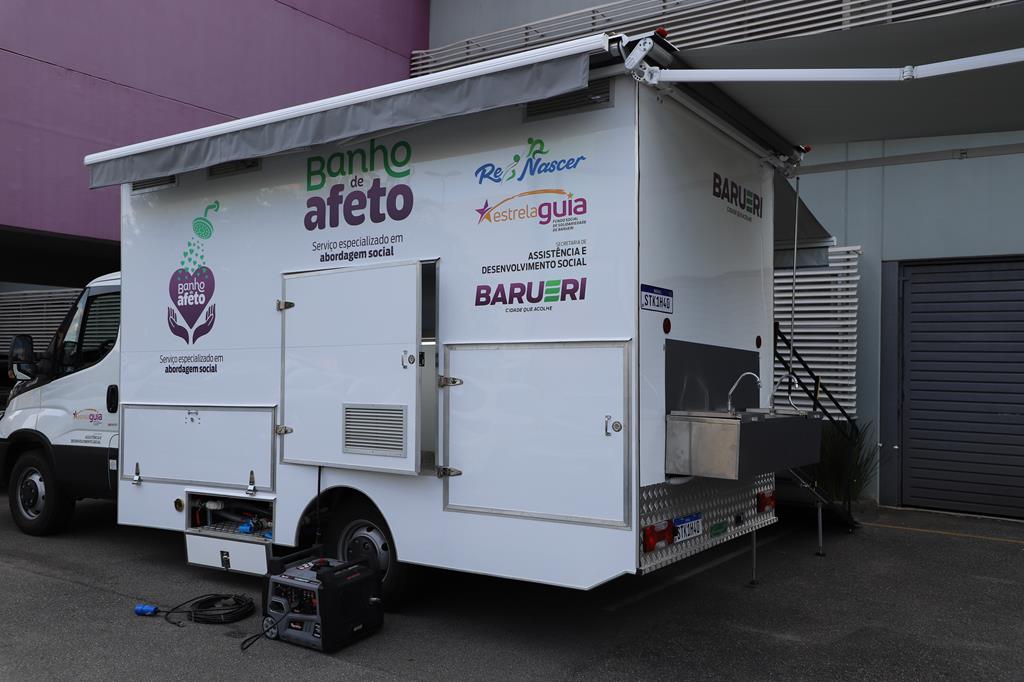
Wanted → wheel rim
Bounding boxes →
[17,467,46,520]
[339,519,391,579]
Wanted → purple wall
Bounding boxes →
[0,0,429,242]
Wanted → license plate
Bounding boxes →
[673,513,703,542]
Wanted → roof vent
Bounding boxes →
[208,158,261,178]
[130,175,177,193]
[343,404,406,457]
[525,78,613,120]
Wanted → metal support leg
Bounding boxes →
[816,501,826,557]
[748,529,758,586]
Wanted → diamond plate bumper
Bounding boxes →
[639,473,775,573]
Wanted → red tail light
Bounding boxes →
[642,521,674,553]
[757,491,776,513]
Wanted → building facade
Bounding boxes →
[1,0,428,286]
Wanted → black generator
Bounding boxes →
[263,547,383,653]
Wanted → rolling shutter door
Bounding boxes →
[901,260,1024,518]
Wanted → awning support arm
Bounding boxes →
[626,45,1024,84]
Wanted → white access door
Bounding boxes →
[444,342,630,526]
[282,262,422,474]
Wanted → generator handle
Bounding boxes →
[268,544,326,575]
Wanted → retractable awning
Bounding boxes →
[773,174,833,268]
[83,34,607,188]
[670,5,1024,146]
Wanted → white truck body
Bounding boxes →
[4,41,805,589]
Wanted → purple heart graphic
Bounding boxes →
[169,266,215,328]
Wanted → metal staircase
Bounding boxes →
[774,321,860,532]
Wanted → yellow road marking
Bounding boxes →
[861,521,1024,546]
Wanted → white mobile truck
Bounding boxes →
[2,33,821,601]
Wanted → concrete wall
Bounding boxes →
[0,0,428,243]
[429,0,599,47]
[797,130,1024,497]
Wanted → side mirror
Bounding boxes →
[8,335,36,380]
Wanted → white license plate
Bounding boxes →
[673,513,703,542]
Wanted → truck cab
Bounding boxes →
[1,272,121,535]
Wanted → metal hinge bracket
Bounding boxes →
[438,376,463,388]
[276,300,294,311]
[435,466,463,478]
[275,425,293,435]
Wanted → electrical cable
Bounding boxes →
[240,608,291,652]
[315,465,323,544]
[161,593,255,628]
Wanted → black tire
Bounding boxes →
[325,499,411,609]
[8,450,75,536]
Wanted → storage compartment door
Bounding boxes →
[283,262,421,474]
[444,342,629,526]
[120,404,275,491]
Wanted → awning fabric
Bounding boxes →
[86,51,593,188]
[773,173,833,268]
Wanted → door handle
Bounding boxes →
[106,384,119,413]
[604,415,622,436]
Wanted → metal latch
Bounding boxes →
[246,470,257,496]
[276,299,294,311]
[435,466,463,478]
[275,425,293,435]
[438,376,464,388]
[131,462,142,485]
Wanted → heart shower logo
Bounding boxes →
[167,201,219,344]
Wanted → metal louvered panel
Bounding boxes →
[412,0,1020,76]
[343,404,407,457]
[525,78,613,119]
[774,245,861,417]
[901,259,1024,519]
[0,289,80,355]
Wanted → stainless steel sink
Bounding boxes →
[665,410,823,480]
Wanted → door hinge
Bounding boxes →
[131,462,142,485]
[438,376,464,388]
[275,425,293,435]
[276,299,294,311]
[435,466,463,478]
[246,470,257,496]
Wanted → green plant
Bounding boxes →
[813,421,878,504]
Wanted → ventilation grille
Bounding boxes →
[343,404,407,457]
[412,0,1020,76]
[131,175,177,193]
[526,78,613,120]
[209,158,261,178]
[774,245,861,417]
[0,288,81,356]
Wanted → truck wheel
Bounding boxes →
[8,450,75,536]
[326,500,410,609]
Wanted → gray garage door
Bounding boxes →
[902,259,1024,519]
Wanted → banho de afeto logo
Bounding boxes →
[167,201,218,345]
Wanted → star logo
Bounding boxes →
[475,199,492,224]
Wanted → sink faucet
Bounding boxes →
[727,372,761,414]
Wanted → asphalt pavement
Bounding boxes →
[1,492,1022,681]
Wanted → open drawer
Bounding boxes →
[184,492,274,575]
[186,535,270,575]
